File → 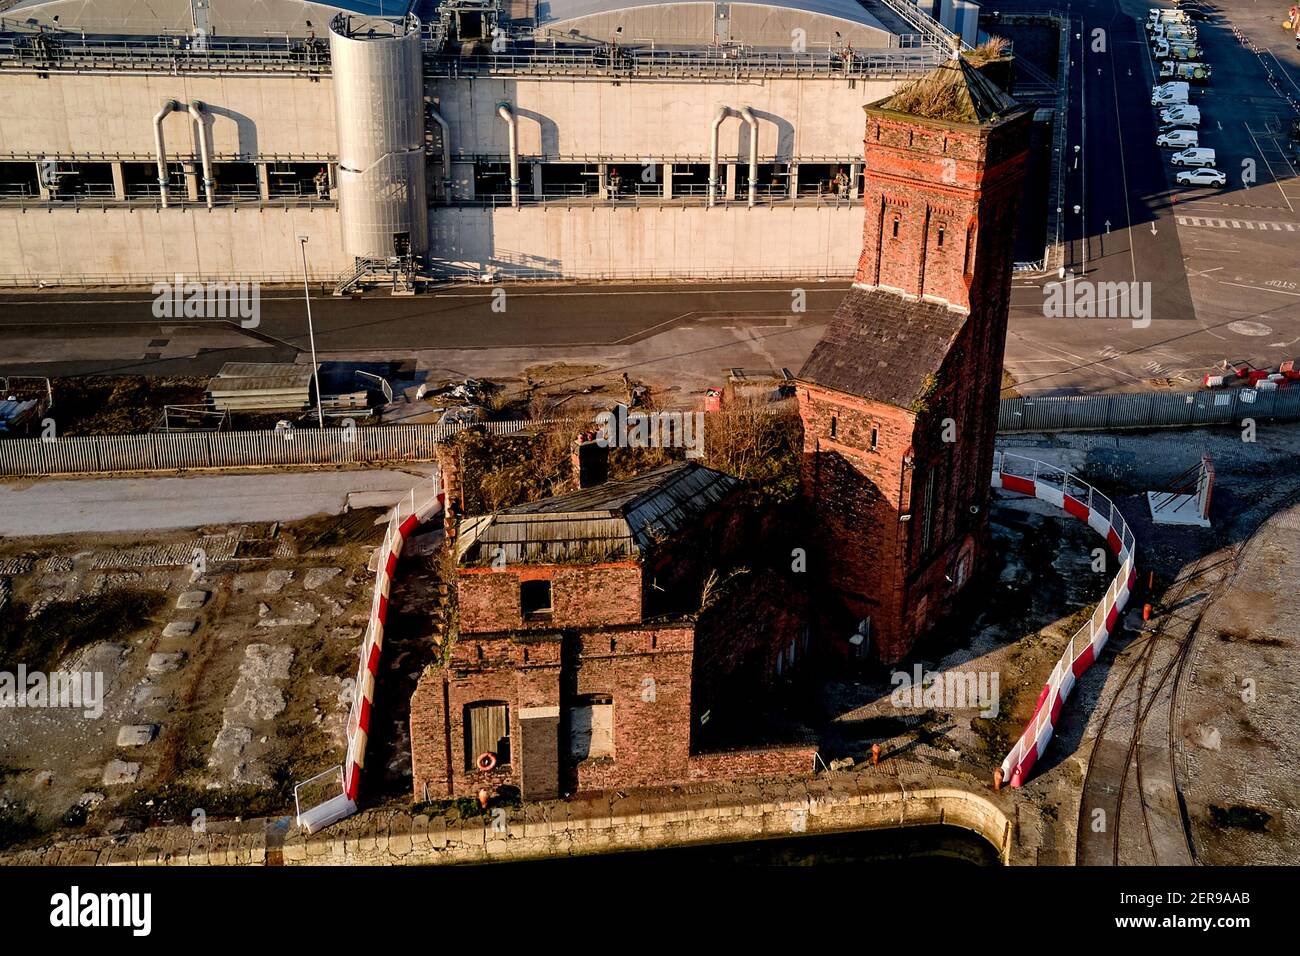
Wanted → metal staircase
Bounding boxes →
[332,255,421,296]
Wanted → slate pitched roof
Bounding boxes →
[456,461,743,565]
[871,56,1019,125]
[797,287,968,410]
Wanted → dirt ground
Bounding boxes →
[0,510,387,850]
[776,493,1109,790]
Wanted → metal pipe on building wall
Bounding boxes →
[739,105,758,208]
[496,102,519,208]
[708,105,732,208]
[188,101,215,210]
[152,99,180,208]
[428,104,453,204]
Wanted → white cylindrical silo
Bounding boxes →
[329,13,428,260]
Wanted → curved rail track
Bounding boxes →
[1076,485,1300,865]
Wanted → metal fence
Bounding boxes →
[0,418,577,477]
[999,387,1300,432]
[4,389,1294,476]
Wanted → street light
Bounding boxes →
[297,235,325,429]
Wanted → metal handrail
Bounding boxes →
[426,45,943,78]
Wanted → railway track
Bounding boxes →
[1076,481,1300,865]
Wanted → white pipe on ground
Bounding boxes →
[187,101,214,210]
[152,99,181,208]
[496,102,519,208]
[428,104,453,204]
[739,105,759,208]
[708,104,732,208]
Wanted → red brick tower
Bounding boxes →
[796,59,1031,663]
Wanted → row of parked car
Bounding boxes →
[1148,4,1228,188]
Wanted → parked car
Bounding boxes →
[1152,81,1191,105]
[1171,147,1217,167]
[1157,128,1199,148]
[1176,167,1227,186]
[1160,104,1201,126]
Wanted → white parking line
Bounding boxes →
[1244,122,1296,214]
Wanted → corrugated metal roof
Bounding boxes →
[457,461,742,564]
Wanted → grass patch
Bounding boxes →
[48,375,207,436]
[0,589,164,671]
[116,782,293,828]
[0,800,45,851]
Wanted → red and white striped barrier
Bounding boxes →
[992,452,1138,788]
[296,476,443,831]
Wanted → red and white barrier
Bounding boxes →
[992,452,1138,788]
[296,475,443,831]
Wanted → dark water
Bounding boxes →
[475,825,1000,868]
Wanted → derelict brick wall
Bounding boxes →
[687,744,817,781]
[411,634,564,799]
[797,102,1031,663]
[692,568,809,730]
[570,626,694,792]
[410,671,451,801]
[797,381,915,656]
[457,562,643,634]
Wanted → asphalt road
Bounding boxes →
[0,468,434,536]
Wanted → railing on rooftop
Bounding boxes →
[0,29,331,75]
[424,42,944,78]
[0,27,944,78]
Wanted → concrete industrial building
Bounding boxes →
[0,0,986,285]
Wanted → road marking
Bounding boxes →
[1244,122,1296,213]
[1108,25,1140,283]
[1220,281,1300,299]
[1176,216,1298,230]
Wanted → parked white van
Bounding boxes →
[1160,105,1201,126]
[1157,129,1199,148]
[1170,147,1216,167]
[1152,81,1190,105]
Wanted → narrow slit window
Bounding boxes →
[891,214,901,239]
[937,224,945,248]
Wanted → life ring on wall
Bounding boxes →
[476,752,497,772]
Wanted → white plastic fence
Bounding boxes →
[992,451,1138,788]
[295,475,444,833]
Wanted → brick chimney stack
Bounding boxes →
[796,60,1031,663]
[436,441,463,544]
[571,430,609,489]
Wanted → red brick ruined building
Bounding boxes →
[797,60,1032,663]
[410,460,815,801]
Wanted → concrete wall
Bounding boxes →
[0,772,1030,866]
[430,76,901,162]
[0,73,337,159]
[0,204,349,281]
[428,202,866,277]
